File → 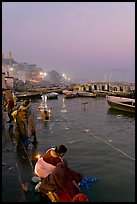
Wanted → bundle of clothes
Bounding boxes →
[35,161,89,202]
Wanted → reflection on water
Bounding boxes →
[61,98,67,112]
[107,108,135,118]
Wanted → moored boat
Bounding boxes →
[106,95,135,113]
[77,91,96,97]
[15,92,42,100]
[46,92,58,99]
[62,90,73,95]
[64,91,78,99]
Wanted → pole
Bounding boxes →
[2,52,4,67]
[9,51,12,68]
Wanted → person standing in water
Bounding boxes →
[16,99,31,144]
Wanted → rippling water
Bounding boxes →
[3,95,135,202]
[21,94,135,202]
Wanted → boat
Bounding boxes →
[106,95,135,113]
[64,91,78,99]
[65,93,77,99]
[62,90,73,95]
[15,92,42,100]
[46,92,58,99]
[77,91,96,97]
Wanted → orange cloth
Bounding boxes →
[43,149,62,166]
[72,193,89,202]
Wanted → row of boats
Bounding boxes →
[63,90,135,113]
[15,91,58,100]
[15,90,97,100]
[62,90,96,98]
[14,90,135,114]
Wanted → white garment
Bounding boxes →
[34,157,55,178]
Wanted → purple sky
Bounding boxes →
[2,2,135,83]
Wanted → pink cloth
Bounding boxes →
[34,157,55,178]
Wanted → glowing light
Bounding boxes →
[36,154,41,159]
[62,73,66,77]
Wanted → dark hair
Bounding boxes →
[55,145,67,155]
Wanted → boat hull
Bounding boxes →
[106,96,135,113]
[46,92,58,99]
[64,92,78,98]
[15,92,42,100]
[77,92,96,97]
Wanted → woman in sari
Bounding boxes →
[34,145,67,178]
[39,161,84,202]
[16,100,31,143]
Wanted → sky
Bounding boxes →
[2,2,135,83]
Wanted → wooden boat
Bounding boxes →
[106,95,135,113]
[15,92,42,100]
[62,90,73,95]
[77,91,96,97]
[46,92,58,99]
[64,91,78,99]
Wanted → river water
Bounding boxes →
[3,93,135,202]
[28,94,135,202]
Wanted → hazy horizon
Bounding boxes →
[2,2,135,83]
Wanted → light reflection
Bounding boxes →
[36,154,41,159]
[61,98,67,112]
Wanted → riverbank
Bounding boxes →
[2,111,51,202]
[2,122,26,202]
[2,109,36,202]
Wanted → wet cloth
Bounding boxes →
[39,162,82,202]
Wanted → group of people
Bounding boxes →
[2,89,37,146]
[34,144,89,202]
[3,89,89,202]
[3,88,51,146]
